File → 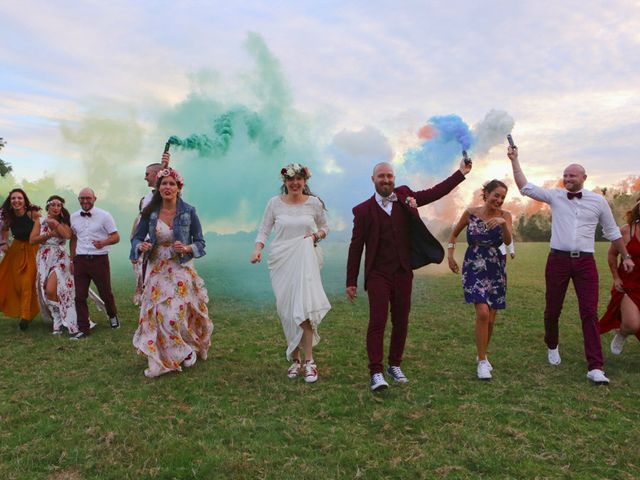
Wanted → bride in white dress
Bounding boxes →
[251,163,331,383]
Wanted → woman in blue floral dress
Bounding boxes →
[447,180,512,380]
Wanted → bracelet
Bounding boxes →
[623,254,632,260]
[447,243,455,249]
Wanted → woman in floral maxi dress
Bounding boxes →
[447,180,512,380]
[29,195,78,335]
[131,168,213,378]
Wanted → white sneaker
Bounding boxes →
[370,373,389,391]
[477,360,492,380]
[304,361,318,383]
[89,320,97,330]
[183,352,197,368]
[548,347,561,365]
[610,332,626,355]
[587,369,610,385]
[287,360,301,379]
[476,356,493,371]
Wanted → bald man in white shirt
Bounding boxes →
[508,147,634,384]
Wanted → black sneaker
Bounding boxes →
[19,319,29,330]
[109,316,120,329]
[69,332,89,340]
[387,365,409,383]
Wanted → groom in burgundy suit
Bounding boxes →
[346,159,471,391]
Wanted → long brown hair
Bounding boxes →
[626,195,640,226]
[0,188,41,229]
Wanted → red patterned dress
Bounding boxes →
[599,223,640,340]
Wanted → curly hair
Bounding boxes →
[0,188,41,229]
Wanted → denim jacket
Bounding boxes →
[130,197,205,265]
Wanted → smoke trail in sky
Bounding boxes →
[472,109,515,157]
[403,114,473,176]
[167,107,284,157]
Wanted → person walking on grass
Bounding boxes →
[29,195,79,336]
[599,196,640,354]
[447,180,512,380]
[507,145,634,384]
[346,158,471,392]
[131,167,212,378]
[0,188,40,330]
[251,163,331,384]
[69,188,120,339]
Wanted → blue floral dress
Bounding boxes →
[461,214,506,309]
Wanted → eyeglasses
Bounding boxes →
[78,197,93,200]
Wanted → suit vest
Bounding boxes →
[371,202,411,274]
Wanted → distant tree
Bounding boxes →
[0,138,11,177]
[514,212,551,241]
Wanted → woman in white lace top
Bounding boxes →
[251,163,331,383]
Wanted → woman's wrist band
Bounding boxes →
[447,243,455,249]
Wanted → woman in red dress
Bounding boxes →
[599,196,640,354]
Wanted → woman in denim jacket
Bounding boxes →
[130,167,213,378]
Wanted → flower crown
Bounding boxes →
[280,163,311,181]
[157,168,184,188]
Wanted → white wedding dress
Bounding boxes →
[256,196,331,360]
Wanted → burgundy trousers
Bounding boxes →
[74,254,118,334]
[366,269,413,374]
[544,252,603,370]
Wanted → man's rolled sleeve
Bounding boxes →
[520,182,552,204]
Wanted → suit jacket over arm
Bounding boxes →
[346,170,465,290]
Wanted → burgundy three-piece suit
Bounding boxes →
[346,171,466,374]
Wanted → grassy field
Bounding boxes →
[1,243,639,479]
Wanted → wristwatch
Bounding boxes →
[623,254,632,260]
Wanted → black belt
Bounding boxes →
[550,249,593,258]
[74,254,107,260]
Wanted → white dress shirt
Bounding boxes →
[71,207,118,255]
[374,192,394,216]
[140,191,154,211]
[520,183,621,252]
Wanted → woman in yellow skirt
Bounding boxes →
[0,188,41,330]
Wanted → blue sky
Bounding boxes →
[1,0,638,231]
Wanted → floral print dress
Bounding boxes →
[35,217,79,333]
[461,214,507,309]
[132,220,213,377]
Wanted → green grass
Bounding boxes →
[1,243,639,479]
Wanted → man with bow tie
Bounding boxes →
[69,188,120,339]
[508,146,634,384]
[346,159,471,391]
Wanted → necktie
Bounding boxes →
[381,193,397,208]
[80,211,92,217]
[567,192,582,200]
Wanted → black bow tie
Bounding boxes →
[567,192,582,200]
[80,211,92,217]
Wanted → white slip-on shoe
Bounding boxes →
[477,360,492,380]
[476,356,493,371]
[587,369,610,385]
[610,332,626,355]
[548,347,561,365]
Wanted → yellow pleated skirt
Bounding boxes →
[0,239,40,321]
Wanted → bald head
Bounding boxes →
[563,164,587,192]
[78,187,96,212]
[372,162,394,177]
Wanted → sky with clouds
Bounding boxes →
[1,0,638,232]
